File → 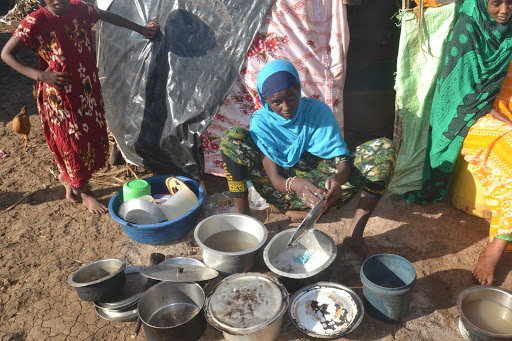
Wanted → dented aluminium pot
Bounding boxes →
[205,272,288,341]
[138,281,206,341]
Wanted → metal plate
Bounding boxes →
[289,282,364,339]
[140,264,219,282]
[94,266,146,310]
[95,301,138,322]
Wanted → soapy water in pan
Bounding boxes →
[272,247,329,274]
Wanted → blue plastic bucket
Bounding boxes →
[360,253,416,322]
[109,175,204,244]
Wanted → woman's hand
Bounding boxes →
[39,67,71,91]
[323,160,350,206]
[324,173,343,206]
[141,22,160,39]
[291,177,325,208]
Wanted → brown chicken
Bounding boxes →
[13,106,31,149]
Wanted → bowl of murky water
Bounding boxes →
[194,213,268,274]
[457,286,512,341]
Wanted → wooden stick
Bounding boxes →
[113,176,125,184]
[6,185,47,211]
[89,179,119,187]
[96,167,130,177]
[48,168,58,179]
[127,166,139,179]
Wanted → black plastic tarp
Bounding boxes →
[97,0,275,180]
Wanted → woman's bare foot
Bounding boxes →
[343,194,379,259]
[58,174,79,204]
[343,235,373,259]
[285,210,309,223]
[473,238,508,285]
[81,189,108,214]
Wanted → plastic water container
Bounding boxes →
[360,253,416,322]
[449,157,491,219]
[160,188,199,221]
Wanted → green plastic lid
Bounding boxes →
[123,179,151,202]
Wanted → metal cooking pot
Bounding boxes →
[205,272,289,341]
[67,258,126,301]
[194,213,268,274]
[457,285,512,341]
[138,281,206,341]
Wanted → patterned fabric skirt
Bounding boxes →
[462,114,512,249]
[220,126,397,210]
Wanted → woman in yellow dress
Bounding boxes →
[404,0,512,285]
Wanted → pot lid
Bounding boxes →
[94,266,146,310]
[139,263,219,282]
[205,272,289,335]
[289,282,364,339]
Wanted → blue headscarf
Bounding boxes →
[250,59,349,168]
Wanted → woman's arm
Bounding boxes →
[261,153,324,208]
[99,10,160,39]
[261,153,288,194]
[489,107,512,127]
[1,36,71,90]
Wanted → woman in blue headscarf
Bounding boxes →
[220,59,397,257]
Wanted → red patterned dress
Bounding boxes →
[14,0,109,189]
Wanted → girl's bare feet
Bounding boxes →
[81,189,108,214]
[58,174,79,204]
[473,237,508,285]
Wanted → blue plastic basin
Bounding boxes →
[109,175,204,245]
[360,253,416,322]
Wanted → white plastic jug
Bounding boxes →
[159,188,198,221]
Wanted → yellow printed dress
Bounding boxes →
[461,62,512,250]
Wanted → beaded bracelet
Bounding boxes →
[285,177,291,194]
[286,176,297,194]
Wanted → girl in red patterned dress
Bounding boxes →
[1,0,159,213]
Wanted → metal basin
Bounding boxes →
[138,281,206,341]
[67,258,126,301]
[194,213,268,274]
[263,228,336,293]
[457,286,512,340]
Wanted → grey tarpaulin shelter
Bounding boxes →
[97,0,275,180]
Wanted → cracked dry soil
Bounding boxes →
[1,20,511,341]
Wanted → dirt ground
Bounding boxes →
[1,19,511,341]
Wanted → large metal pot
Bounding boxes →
[457,285,512,340]
[138,281,206,341]
[194,213,268,274]
[205,272,289,341]
[67,258,126,301]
